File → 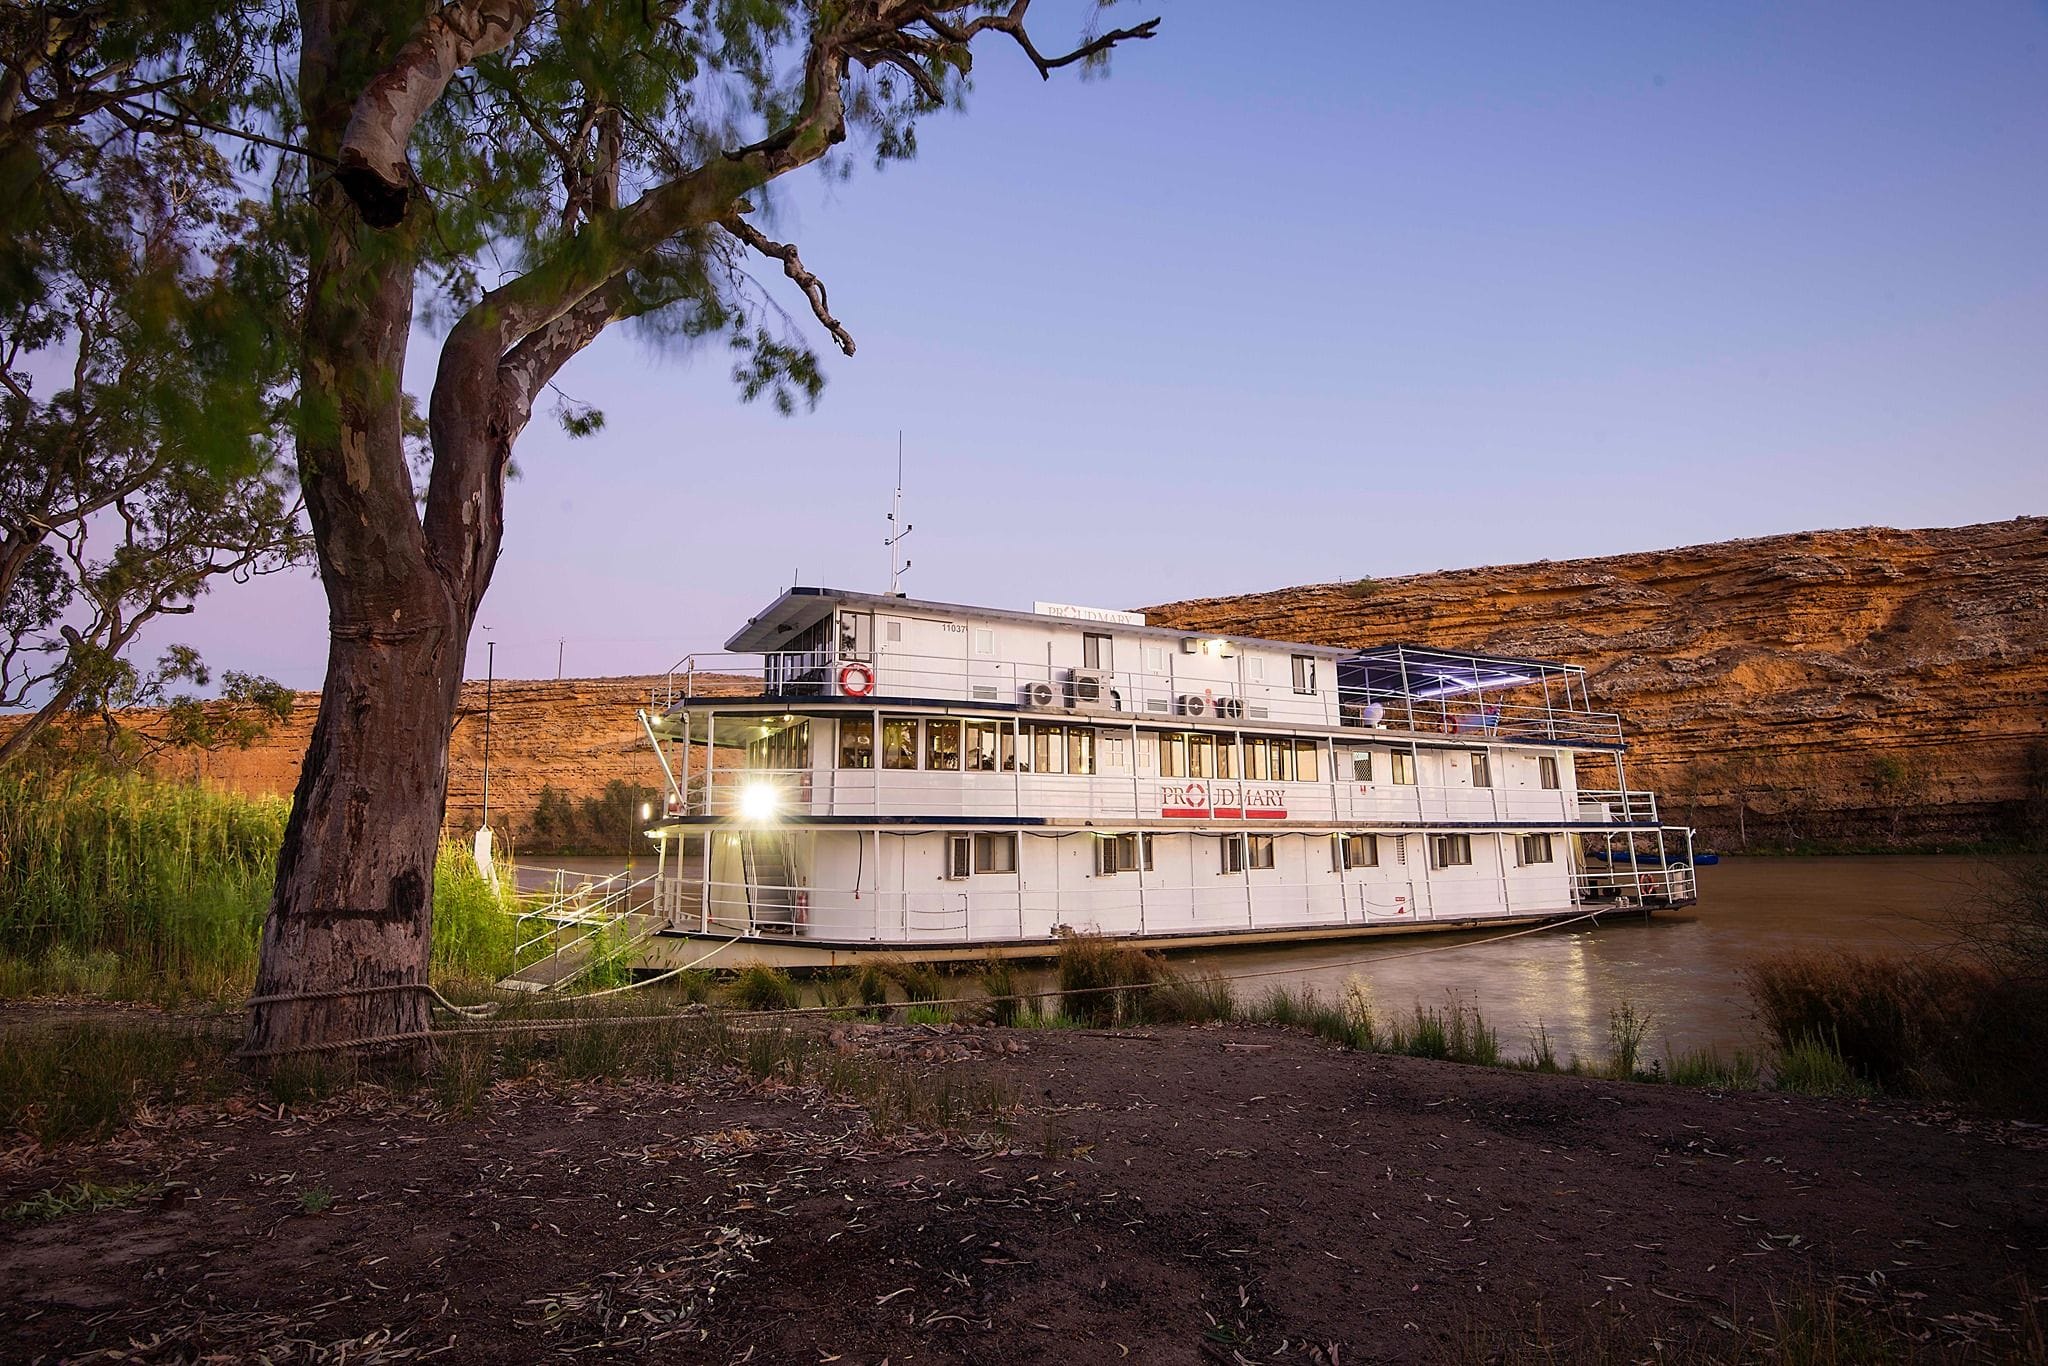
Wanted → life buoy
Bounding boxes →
[839,662,875,697]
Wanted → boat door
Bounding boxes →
[838,609,873,663]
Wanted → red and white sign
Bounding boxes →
[1160,782,1287,819]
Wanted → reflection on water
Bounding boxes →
[1180,856,1985,1061]
[508,854,1988,1062]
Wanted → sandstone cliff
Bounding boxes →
[9,519,2043,852]
[1144,518,2048,848]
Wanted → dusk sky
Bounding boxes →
[165,1,2048,689]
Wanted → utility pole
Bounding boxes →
[556,638,563,681]
[482,635,495,830]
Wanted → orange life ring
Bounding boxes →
[839,662,874,697]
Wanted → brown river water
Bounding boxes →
[515,855,1987,1063]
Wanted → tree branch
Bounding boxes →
[719,214,855,357]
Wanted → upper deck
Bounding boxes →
[655,587,1627,749]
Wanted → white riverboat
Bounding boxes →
[633,587,1697,968]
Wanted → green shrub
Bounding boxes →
[1055,933,1161,1026]
[977,952,1020,1027]
[725,962,798,1012]
[1606,999,1652,1080]
[874,954,943,1002]
[1664,1044,1761,1091]
[853,960,891,1016]
[1142,968,1236,1024]
[1770,1030,1869,1098]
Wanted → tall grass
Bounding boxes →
[0,772,519,1000]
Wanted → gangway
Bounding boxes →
[498,867,663,992]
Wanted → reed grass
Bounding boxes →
[0,772,522,1000]
[725,962,798,1011]
[1055,933,1162,1026]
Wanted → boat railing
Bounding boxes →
[652,647,1625,746]
[667,765,1657,826]
[512,867,661,967]
[1575,788,1660,824]
[648,855,1695,945]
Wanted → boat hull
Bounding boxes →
[636,902,1681,971]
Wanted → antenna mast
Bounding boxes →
[884,432,913,595]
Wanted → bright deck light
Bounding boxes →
[738,783,780,822]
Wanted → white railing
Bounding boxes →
[513,868,660,968]
[654,648,1626,746]
[673,765,1652,828]
[647,857,1696,947]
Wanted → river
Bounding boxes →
[512,854,1989,1063]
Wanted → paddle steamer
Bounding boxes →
[635,588,1696,967]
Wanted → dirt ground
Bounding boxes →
[2,1021,2044,1363]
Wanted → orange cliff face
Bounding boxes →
[1144,518,2048,849]
[6,518,2042,852]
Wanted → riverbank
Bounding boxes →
[2,1018,2042,1363]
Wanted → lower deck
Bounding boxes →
[647,825,1695,957]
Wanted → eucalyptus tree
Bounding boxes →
[0,3,307,766]
[246,1,1157,1059]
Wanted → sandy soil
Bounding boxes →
[2,1023,2043,1363]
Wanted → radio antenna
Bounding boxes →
[884,432,913,596]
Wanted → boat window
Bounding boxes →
[1095,832,1152,876]
[1144,645,1167,672]
[1338,832,1378,870]
[1539,756,1560,790]
[747,720,809,771]
[974,628,995,655]
[1247,835,1276,869]
[838,718,875,769]
[1031,724,1065,775]
[926,719,962,771]
[1068,727,1095,776]
[945,834,971,879]
[974,833,1018,873]
[1249,656,1265,682]
[1241,736,1267,781]
[1293,740,1320,783]
[882,717,919,770]
[1159,732,1185,778]
[964,721,1001,772]
[1219,834,1245,874]
[884,619,903,643]
[1001,724,1023,772]
[1270,739,1295,782]
[1187,733,1214,778]
[1430,833,1473,868]
[1215,736,1236,778]
[1083,632,1112,670]
[1352,751,1373,782]
[1469,751,1491,788]
[1519,833,1554,865]
[1389,751,1417,785]
[1291,655,1316,694]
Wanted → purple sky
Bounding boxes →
[161,1,2048,688]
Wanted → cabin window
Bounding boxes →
[1083,632,1112,670]
[1247,835,1276,869]
[1031,725,1065,775]
[1094,833,1152,876]
[1430,833,1473,868]
[1187,733,1215,778]
[1352,751,1373,782]
[1159,732,1185,778]
[747,720,809,771]
[1469,751,1492,787]
[1390,751,1417,785]
[1219,834,1245,874]
[965,720,1002,772]
[1000,724,1022,771]
[1519,833,1555,865]
[1337,833,1378,870]
[926,719,962,771]
[1215,737,1236,778]
[1144,645,1166,672]
[1241,736,1267,781]
[974,833,1018,873]
[945,835,971,879]
[884,619,903,643]
[1101,734,1128,770]
[1248,657,1265,682]
[1294,740,1321,783]
[838,718,875,769]
[974,628,995,655]
[1067,727,1096,776]
[1291,655,1317,694]
[1539,756,1560,790]
[882,717,919,770]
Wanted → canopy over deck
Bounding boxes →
[1338,645,1587,703]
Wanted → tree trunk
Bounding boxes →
[244,610,463,1062]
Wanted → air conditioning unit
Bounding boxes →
[1067,668,1111,707]
[1217,696,1245,720]
[1021,680,1058,708]
[1177,693,1210,717]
